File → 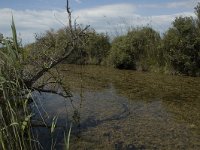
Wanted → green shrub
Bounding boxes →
[26,28,111,65]
[162,14,200,76]
[108,27,161,70]
[107,35,134,69]
[84,30,111,65]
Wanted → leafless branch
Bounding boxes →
[66,0,73,33]
[33,87,72,98]
[23,0,90,103]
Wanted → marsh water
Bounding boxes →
[31,65,200,150]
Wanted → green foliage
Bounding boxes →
[195,2,200,27]
[108,27,161,71]
[163,14,200,76]
[26,28,110,65]
[26,29,62,66]
[84,30,111,64]
[24,3,200,78]
[108,3,200,76]
[108,35,134,69]
[0,17,36,150]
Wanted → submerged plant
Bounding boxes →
[64,123,72,150]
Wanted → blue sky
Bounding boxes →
[0,0,199,44]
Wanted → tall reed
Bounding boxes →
[0,17,38,150]
[0,16,73,150]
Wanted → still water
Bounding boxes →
[31,65,200,150]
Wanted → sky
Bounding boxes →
[0,0,199,44]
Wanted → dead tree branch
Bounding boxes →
[25,0,89,90]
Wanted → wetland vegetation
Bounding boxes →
[32,64,200,149]
[0,1,200,150]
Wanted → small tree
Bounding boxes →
[163,13,200,76]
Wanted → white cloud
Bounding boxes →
[74,3,137,18]
[137,0,198,9]
[165,0,197,9]
[75,0,82,4]
[0,8,67,44]
[72,4,196,36]
[0,2,197,44]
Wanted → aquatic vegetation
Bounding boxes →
[32,64,200,149]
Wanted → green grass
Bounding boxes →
[0,17,72,150]
[0,17,38,150]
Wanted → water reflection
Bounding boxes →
[31,84,199,149]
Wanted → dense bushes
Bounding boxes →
[162,17,198,75]
[26,3,200,76]
[26,28,110,65]
[84,30,111,64]
[108,27,161,71]
[162,5,200,76]
[108,3,200,76]
[107,35,134,69]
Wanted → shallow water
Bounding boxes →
[32,65,200,149]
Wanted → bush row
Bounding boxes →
[26,3,200,76]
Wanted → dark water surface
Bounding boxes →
[31,65,200,150]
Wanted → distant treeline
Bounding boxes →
[25,3,200,76]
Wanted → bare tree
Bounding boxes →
[23,0,90,97]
